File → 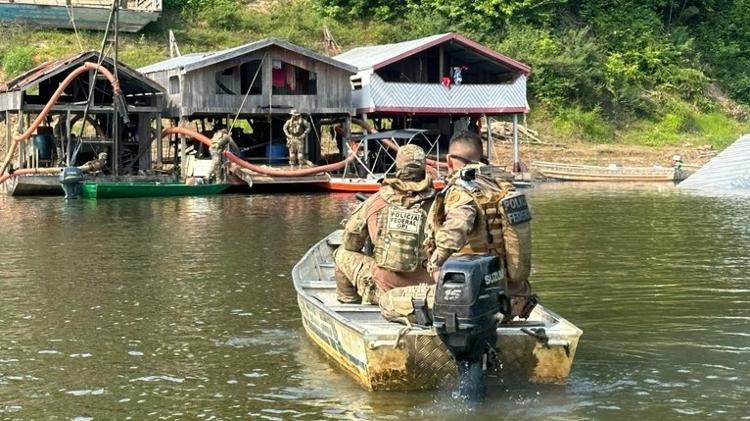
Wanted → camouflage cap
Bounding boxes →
[290,109,300,116]
[395,144,427,181]
[396,144,426,170]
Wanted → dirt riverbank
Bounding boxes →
[491,141,716,169]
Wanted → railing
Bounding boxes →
[0,0,162,11]
[367,74,527,111]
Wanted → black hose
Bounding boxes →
[355,192,369,202]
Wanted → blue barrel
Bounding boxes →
[267,142,288,164]
[33,134,54,161]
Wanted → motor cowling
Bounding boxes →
[433,255,509,398]
[59,166,84,199]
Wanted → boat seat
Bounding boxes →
[326,232,344,246]
[498,321,546,328]
[328,304,382,312]
[300,281,335,289]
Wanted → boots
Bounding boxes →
[335,269,361,304]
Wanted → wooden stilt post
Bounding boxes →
[4,110,10,157]
[18,111,26,168]
[483,114,493,163]
[137,113,150,172]
[362,112,369,168]
[65,110,72,165]
[155,115,163,166]
[179,116,187,179]
[512,113,519,172]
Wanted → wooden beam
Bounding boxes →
[20,104,160,113]
[179,116,187,180]
[439,45,444,81]
[155,115,163,165]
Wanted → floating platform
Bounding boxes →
[81,181,231,199]
[0,174,61,196]
[229,163,331,188]
[317,176,446,193]
[0,174,186,197]
[0,0,161,32]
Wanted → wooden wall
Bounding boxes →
[145,46,353,118]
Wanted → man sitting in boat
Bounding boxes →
[334,144,436,305]
[423,130,536,319]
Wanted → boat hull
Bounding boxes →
[0,3,160,32]
[293,231,582,391]
[81,182,231,198]
[0,175,62,196]
[317,177,446,193]
[534,161,679,182]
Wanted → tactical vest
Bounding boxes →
[455,180,532,284]
[286,120,307,138]
[373,199,428,273]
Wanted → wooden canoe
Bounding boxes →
[81,181,231,198]
[293,230,583,391]
[533,160,684,182]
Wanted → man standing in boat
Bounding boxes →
[334,144,436,305]
[283,110,310,167]
[424,131,536,319]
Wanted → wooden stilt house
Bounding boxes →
[0,51,165,195]
[335,33,530,166]
[139,38,356,174]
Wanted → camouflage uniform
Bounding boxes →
[425,163,534,318]
[208,129,231,183]
[334,145,436,305]
[282,110,310,166]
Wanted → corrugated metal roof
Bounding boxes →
[335,34,448,71]
[335,32,530,74]
[0,50,164,93]
[678,135,750,193]
[137,52,209,74]
[139,38,357,74]
[0,51,90,92]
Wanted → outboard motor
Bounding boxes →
[433,255,510,398]
[59,166,84,199]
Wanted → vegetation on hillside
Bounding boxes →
[1,0,749,148]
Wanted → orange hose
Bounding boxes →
[161,126,357,177]
[0,62,121,177]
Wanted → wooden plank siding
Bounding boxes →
[145,45,353,118]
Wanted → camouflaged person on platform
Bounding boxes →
[283,110,311,166]
[334,144,436,306]
[208,129,232,183]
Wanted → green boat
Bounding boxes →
[81,181,232,198]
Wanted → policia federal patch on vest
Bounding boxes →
[501,193,532,225]
[387,208,423,234]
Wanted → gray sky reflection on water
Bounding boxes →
[0,185,748,420]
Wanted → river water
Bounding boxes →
[0,184,748,420]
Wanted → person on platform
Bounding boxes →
[283,110,310,166]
